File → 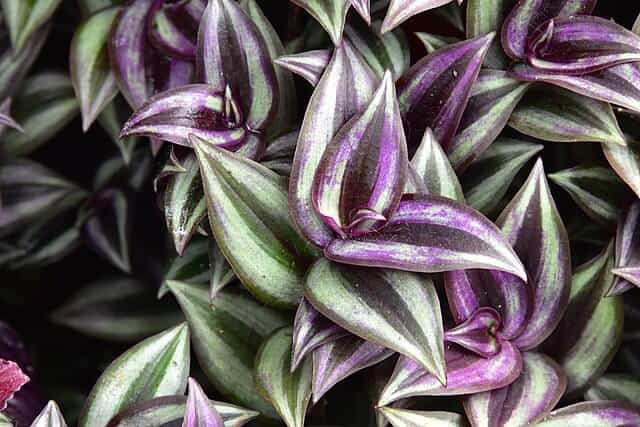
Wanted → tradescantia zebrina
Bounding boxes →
[3,0,640,427]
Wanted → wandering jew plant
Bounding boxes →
[4,0,640,426]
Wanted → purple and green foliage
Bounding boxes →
[3,0,640,426]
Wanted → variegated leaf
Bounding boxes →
[255,327,312,427]
[508,85,626,146]
[70,6,120,131]
[290,0,349,45]
[192,137,315,308]
[108,396,258,427]
[166,281,287,417]
[498,159,571,350]
[304,258,446,383]
[463,352,566,427]
[79,324,190,427]
[462,137,542,216]
[52,278,182,342]
[0,0,63,50]
[312,334,393,402]
[291,299,347,372]
[2,72,79,156]
[543,242,623,395]
[447,70,530,172]
[398,33,493,150]
[289,42,376,248]
[549,166,631,226]
[410,128,464,201]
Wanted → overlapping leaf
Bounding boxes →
[325,196,527,279]
[462,137,542,216]
[397,33,493,150]
[289,41,376,248]
[447,70,530,171]
[255,327,312,427]
[304,258,446,383]
[463,352,566,427]
[543,242,623,395]
[549,166,631,225]
[192,137,314,308]
[79,324,190,427]
[166,281,287,417]
[498,159,571,350]
[2,72,79,156]
[70,6,120,131]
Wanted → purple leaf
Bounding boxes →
[350,0,371,25]
[543,242,623,395]
[121,85,248,149]
[501,0,596,60]
[289,42,377,248]
[183,378,224,427]
[397,33,494,150]
[312,335,393,402]
[526,16,640,75]
[312,71,408,238]
[197,0,277,132]
[445,270,528,340]
[512,62,640,115]
[464,352,566,427]
[378,340,522,405]
[291,299,348,372]
[0,360,29,412]
[535,401,640,427]
[381,0,460,34]
[497,159,571,350]
[444,307,502,358]
[109,0,194,110]
[325,196,527,280]
[274,49,331,87]
[304,258,447,384]
[447,70,530,172]
[610,201,640,295]
[410,128,464,202]
[148,0,205,60]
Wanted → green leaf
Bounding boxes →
[2,72,79,156]
[462,137,543,216]
[79,323,190,427]
[304,258,446,384]
[162,152,206,255]
[166,280,287,417]
[191,136,315,308]
[97,97,141,164]
[509,85,626,145]
[549,166,631,225]
[70,6,120,131]
[52,278,182,342]
[0,0,63,50]
[255,327,313,427]
[585,374,640,405]
[290,0,349,45]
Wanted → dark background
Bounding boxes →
[2,0,640,425]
